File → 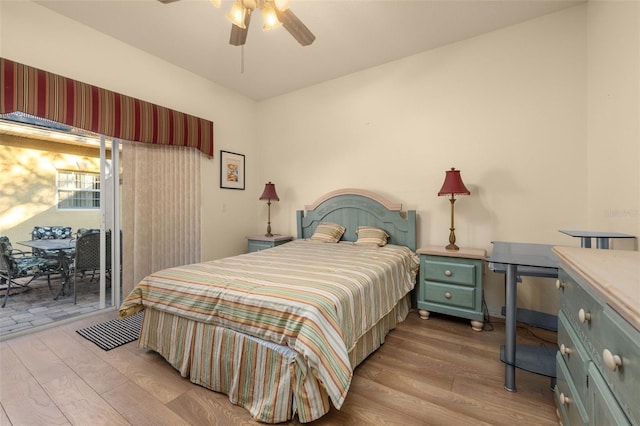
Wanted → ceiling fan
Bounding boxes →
[158,0,315,47]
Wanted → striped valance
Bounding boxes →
[0,58,214,156]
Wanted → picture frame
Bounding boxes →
[220,150,245,190]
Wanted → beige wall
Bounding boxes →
[257,5,591,316]
[256,2,639,316]
[2,1,638,317]
[587,0,640,246]
[0,136,102,244]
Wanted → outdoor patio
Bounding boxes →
[0,274,113,338]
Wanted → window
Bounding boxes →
[57,170,100,209]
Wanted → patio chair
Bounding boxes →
[0,236,59,308]
[76,228,99,238]
[31,226,74,258]
[73,229,107,282]
[70,232,101,304]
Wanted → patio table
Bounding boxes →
[18,239,76,299]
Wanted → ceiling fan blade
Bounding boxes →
[229,10,252,46]
[274,8,315,46]
[157,0,180,4]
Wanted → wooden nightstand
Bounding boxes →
[246,234,293,253]
[416,246,486,332]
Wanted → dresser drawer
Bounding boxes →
[558,269,604,348]
[558,311,590,402]
[587,363,631,426]
[422,258,477,287]
[422,282,476,310]
[591,306,640,424]
[555,352,589,426]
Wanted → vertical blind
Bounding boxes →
[122,142,201,296]
[0,57,214,156]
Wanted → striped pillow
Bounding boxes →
[310,222,346,243]
[354,226,389,247]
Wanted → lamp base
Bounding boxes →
[265,232,274,237]
[446,226,459,251]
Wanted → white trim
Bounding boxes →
[305,188,402,212]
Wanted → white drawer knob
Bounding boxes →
[603,349,622,372]
[578,308,591,323]
[555,279,565,289]
[560,344,573,356]
[444,270,452,277]
[559,392,571,405]
[444,292,452,299]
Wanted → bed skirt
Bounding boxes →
[137,293,411,423]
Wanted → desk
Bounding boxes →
[18,239,76,298]
[488,241,559,392]
[558,230,634,249]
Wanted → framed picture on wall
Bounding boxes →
[220,150,245,190]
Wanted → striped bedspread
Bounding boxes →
[119,239,419,409]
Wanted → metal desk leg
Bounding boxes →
[504,264,517,392]
[596,237,609,249]
[580,237,591,248]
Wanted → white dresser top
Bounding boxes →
[553,246,640,331]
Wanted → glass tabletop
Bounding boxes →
[18,239,76,250]
[559,230,635,238]
[488,241,559,269]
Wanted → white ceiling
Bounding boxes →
[36,0,583,101]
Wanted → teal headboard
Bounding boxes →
[296,189,417,252]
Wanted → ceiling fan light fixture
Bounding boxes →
[226,1,248,28]
[261,5,282,30]
[274,0,290,11]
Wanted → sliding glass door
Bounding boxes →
[0,113,122,335]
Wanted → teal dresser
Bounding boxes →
[553,247,639,426]
[416,246,486,331]
[246,234,293,253]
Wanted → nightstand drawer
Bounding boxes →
[248,240,275,252]
[422,259,477,287]
[422,282,476,310]
[246,235,293,253]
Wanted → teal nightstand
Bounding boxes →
[416,246,486,331]
[246,235,293,253]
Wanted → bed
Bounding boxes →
[119,188,418,423]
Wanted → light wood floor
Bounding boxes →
[0,309,559,425]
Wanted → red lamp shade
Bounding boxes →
[259,182,280,201]
[260,182,279,237]
[438,168,470,196]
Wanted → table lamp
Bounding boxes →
[438,168,470,251]
[259,182,279,237]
